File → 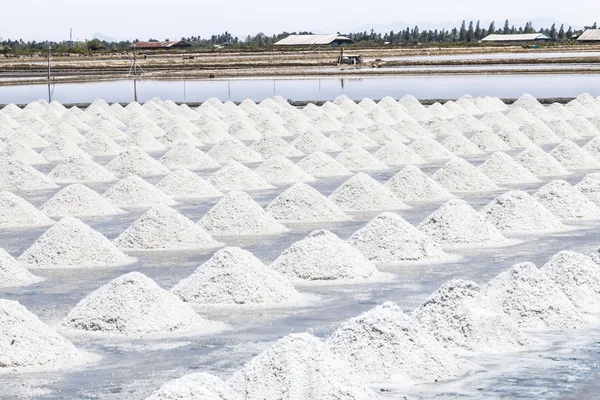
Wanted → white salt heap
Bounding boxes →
[583,136,600,162]
[0,140,47,165]
[418,199,506,247]
[19,217,136,269]
[172,246,299,305]
[412,280,531,354]
[208,162,274,192]
[271,230,378,282]
[0,157,58,191]
[199,191,287,236]
[48,155,117,183]
[40,184,125,218]
[479,152,540,185]
[103,175,177,208]
[114,205,222,251]
[80,130,123,157]
[106,147,171,178]
[327,302,473,384]
[385,165,454,202]
[432,157,499,192]
[481,190,565,233]
[364,123,404,144]
[227,120,263,141]
[481,111,521,131]
[533,179,600,220]
[159,142,220,171]
[207,138,264,164]
[477,262,585,329]
[335,145,388,171]
[250,134,304,158]
[146,373,241,400]
[291,129,343,154]
[549,140,600,170]
[46,123,86,144]
[441,135,484,156]
[541,251,600,313]
[374,140,425,165]
[229,333,377,400]
[328,126,378,149]
[0,248,43,288]
[297,151,352,177]
[496,127,533,149]
[255,156,316,185]
[62,272,227,337]
[569,116,600,136]
[347,212,450,264]
[0,191,54,227]
[156,169,223,199]
[515,145,570,176]
[469,130,512,152]
[575,173,600,207]
[40,136,88,162]
[266,182,349,222]
[409,137,454,160]
[329,173,408,212]
[450,114,489,134]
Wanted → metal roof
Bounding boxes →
[578,29,600,41]
[275,34,354,45]
[133,41,191,49]
[481,33,550,42]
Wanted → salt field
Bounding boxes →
[2,93,600,399]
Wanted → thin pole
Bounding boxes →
[133,46,137,75]
[47,46,51,80]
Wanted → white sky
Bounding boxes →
[1,0,597,42]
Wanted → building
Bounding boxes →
[275,34,354,46]
[481,33,550,43]
[577,29,600,42]
[133,41,192,50]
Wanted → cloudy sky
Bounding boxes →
[2,0,597,42]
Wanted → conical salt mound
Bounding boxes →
[159,124,203,149]
[291,129,343,154]
[335,145,387,171]
[156,169,223,199]
[106,147,171,178]
[267,182,349,222]
[159,142,220,171]
[481,190,565,233]
[226,120,262,141]
[541,251,600,313]
[549,140,600,170]
[0,191,54,227]
[327,302,473,385]
[583,136,600,163]
[228,333,377,400]
[172,246,298,305]
[0,300,91,370]
[468,130,512,152]
[250,134,304,158]
[328,126,378,149]
[147,372,241,400]
[347,212,450,264]
[0,248,43,288]
[208,162,274,192]
[121,129,167,152]
[533,179,600,220]
[271,230,378,281]
[46,123,86,144]
[432,158,499,192]
[255,156,316,185]
[569,116,600,136]
[103,175,177,208]
[19,217,136,269]
[199,191,287,236]
[384,165,454,202]
[411,280,532,354]
[0,157,58,191]
[495,126,534,149]
[115,205,222,251]
[409,137,454,160]
[40,184,125,218]
[575,173,600,207]
[80,130,124,156]
[364,123,405,144]
[515,145,569,176]
[0,140,47,165]
[329,173,408,212]
[297,151,351,177]
[40,136,88,162]
[207,138,264,164]
[374,140,425,166]
[62,272,227,336]
[48,155,117,183]
[418,199,505,247]
[477,262,585,329]
[479,152,540,184]
[481,111,521,131]
[194,122,232,144]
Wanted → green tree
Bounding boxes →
[459,20,467,41]
[549,23,557,40]
[474,21,482,40]
[503,19,510,34]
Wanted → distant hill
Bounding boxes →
[91,32,118,42]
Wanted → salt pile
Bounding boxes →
[393,119,433,140]
[364,123,404,144]
[412,280,531,354]
[513,119,561,145]
[106,147,171,178]
[533,179,600,220]
[0,248,43,288]
[227,120,262,141]
[583,136,600,162]
[0,300,90,370]
[0,191,54,228]
[207,138,264,164]
[432,158,499,192]
[566,100,595,117]
[569,116,600,137]
[271,230,378,282]
[228,333,377,400]
[194,122,232,144]
[146,373,240,400]
[172,246,298,305]
[450,114,489,134]
[48,155,117,183]
[514,145,570,176]
[40,136,88,162]
[0,157,58,191]
[384,165,454,202]
[409,137,454,160]
[418,199,506,247]
[297,151,352,177]
[156,169,223,199]
[328,126,378,149]
[126,117,165,138]
[19,217,136,269]
[114,205,222,251]
[423,118,461,137]
[80,130,123,156]
[208,162,274,192]
[441,135,484,156]
[250,134,304,158]
[0,140,48,165]
[255,156,316,185]
[159,125,203,149]
[7,126,49,148]
[541,251,600,312]
[544,118,580,140]
[62,272,227,337]
[481,190,565,233]
[477,262,584,329]
[399,95,433,121]
[549,103,576,120]
[338,111,374,130]
[347,212,450,264]
[327,302,472,384]
[46,123,86,144]
[575,173,600,207]
[40,184,125,218]
[335,145,388,171]
[266,182,349,222]
[428,102,456,119]
[374,140,425,165]
[159,142,220,170]
[479,152,540,184]
[306,110,344,132]
[481,111,521,131]
[291,129,343,154]
[329,173,408,212]
[103,175,177,208]
[121,129,167,151]
[549,140,600,170]
[199,191,287,236]
[469,130,512,152]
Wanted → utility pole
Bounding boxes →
[47,45,52,80]
[70,28,72,47]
